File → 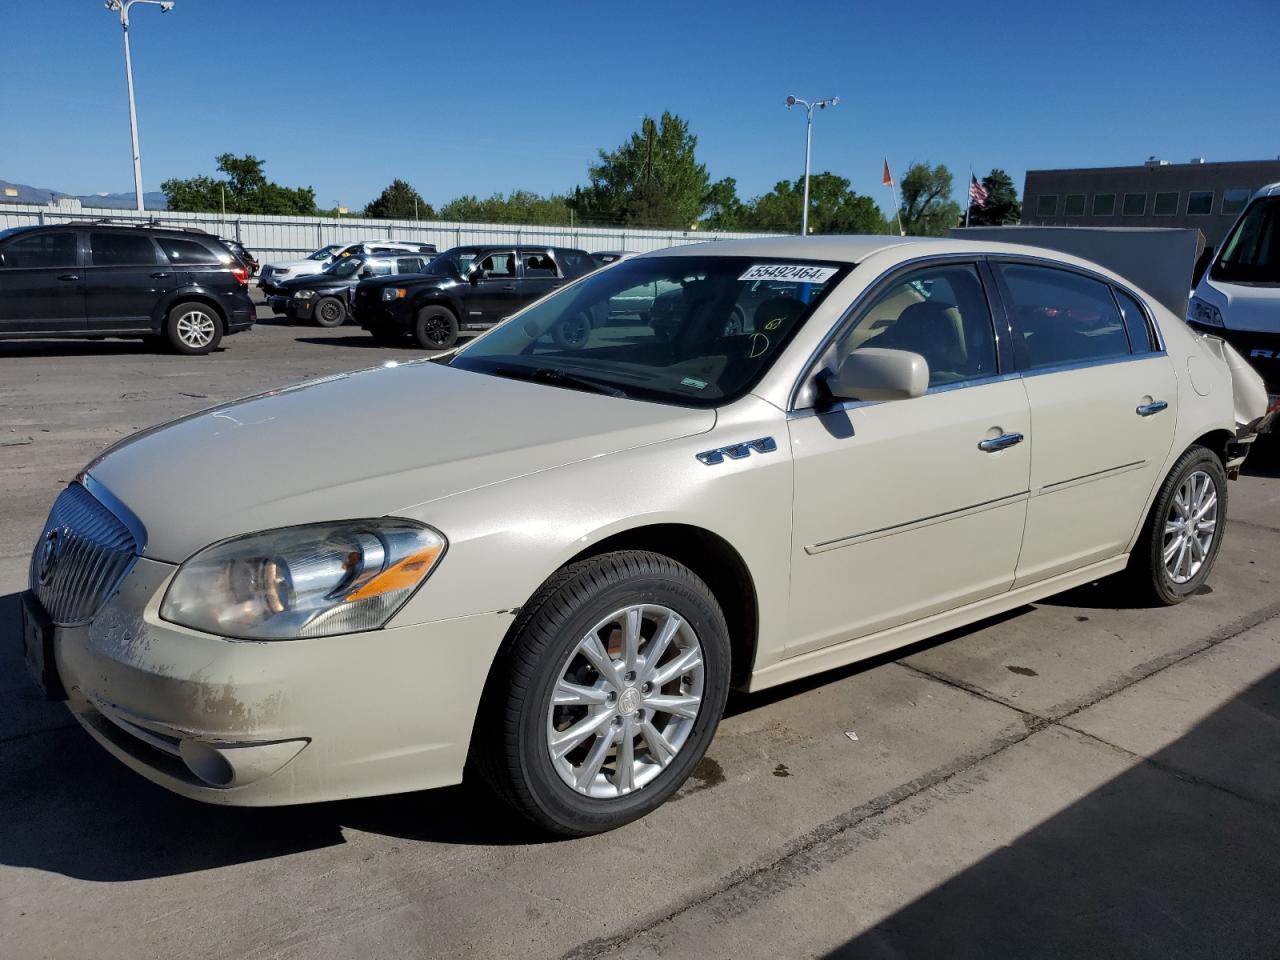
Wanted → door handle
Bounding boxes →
[501,283,517,290]
[978,432,1024,453]
[1136,400,1168,417]
[150,271,171,279]
[57,274,79,281]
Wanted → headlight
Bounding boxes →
[160,520,446,640]
[276,268,290,276]
[294,289,316,300]
[382,287,407,302]
[1188,296,1224,327]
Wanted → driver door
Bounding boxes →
[466,250,520,323]
[786,261,1031,657]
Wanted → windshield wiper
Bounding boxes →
[490,365,628,399]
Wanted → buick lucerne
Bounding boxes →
[18,236,1270,835]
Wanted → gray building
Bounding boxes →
[1021,158,1280,245]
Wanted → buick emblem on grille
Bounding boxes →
[37,528,66,586]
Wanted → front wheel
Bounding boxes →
[1127,444,1227,605]
[165,302,223,355]
[313,296,346,328]
[476,551,731,836]
[412,305,459,349]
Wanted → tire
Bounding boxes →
[551,312,591,350]
[313,296,347,328]
[1126,444,1228,605]
[165,301,223,355]
[722,306,746,336]
[412,305,459,349]
[475,550,731,836]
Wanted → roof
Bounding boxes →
[648,234,934,263]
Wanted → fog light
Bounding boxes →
[179,737,309,788]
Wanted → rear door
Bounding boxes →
[0,229,84,333]
[519,250,563,304]
[85,231,174,330]
[993,260,1177,586]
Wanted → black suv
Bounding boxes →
[269,251,435,327]
[353,245,599,348]
[0,223,256,354]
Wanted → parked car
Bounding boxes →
[220,238,258,276]
[0,223,255,354]
[592,250,634,266]
[353,244,599,348]
[16,236,1269,838]
[268,251,434,327]
[258,240,437,295]
[1187,181,1280,427]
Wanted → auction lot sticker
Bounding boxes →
[739,264,839,283]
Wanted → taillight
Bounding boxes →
[231,265,248,286]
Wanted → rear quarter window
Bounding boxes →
[158,237,224,265]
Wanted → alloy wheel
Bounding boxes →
[1163,468,1218,584]
[175,310,216,349]
[546,603,705,799]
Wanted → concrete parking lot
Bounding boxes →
[2,308,1280,959]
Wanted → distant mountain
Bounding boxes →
[0,178,168,210]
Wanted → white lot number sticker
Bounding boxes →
[739,263,838,283]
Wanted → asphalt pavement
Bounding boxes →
[2,307,1279,959]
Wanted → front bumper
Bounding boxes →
[35,557,509,806]
[355,298,411,333]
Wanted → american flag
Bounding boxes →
[969,175,989,206]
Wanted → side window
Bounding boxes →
[362,260,393,277]
[521,251,559,278]
[158,238,222,265]
[2,231,77,268]
[478,252,515,278]
[396,257,425,273]
[836,264,998,387]
[1114,288,1156,354]
[89,232,161,266]
[998,264,1131,370]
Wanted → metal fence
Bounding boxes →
[0,203,781,262]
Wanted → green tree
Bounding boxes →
[439,191,572,225]
[364,179,433,220]
[966,168,1021,226]
[899,162,961,236]
[162,154,316,215]
[701,177,747,231]
[741,173,884,234]
[570,112,710,228]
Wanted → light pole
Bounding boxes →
[105,0,175,212]
[785,95,838,236]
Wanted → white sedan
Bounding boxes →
[19,236,1270,835]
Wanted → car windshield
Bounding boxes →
[307,245,340,261]
[1212,196,1280,285]
[323,257,364,277]
[422,248,477,277]
[450,255,849,407]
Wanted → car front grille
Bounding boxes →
[30,483,140,626]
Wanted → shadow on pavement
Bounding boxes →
[825,664,1280,959]
[0,339,157,359]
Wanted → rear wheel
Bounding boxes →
[313,296,346,328]
[476,551,731,836]
[412,305,459,349]
[165,302,223,355]
[551,312,591,350]
[1127,444,1227,605]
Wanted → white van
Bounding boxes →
[258,240,436,294]
[1188,182,1280,421]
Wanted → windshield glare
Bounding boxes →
[324,257,363,277]
[308,245,340,261]
[1212,196,1280,285]
[450,256,848,406]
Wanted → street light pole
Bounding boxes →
[785,95,839,236]
[105,0,175,213]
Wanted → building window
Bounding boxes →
[1152,192,1178,216]
[1092,193,1116,216]
[1187,191,1214,215]
[1122,192,1147,216]
[1036,194,1057,217]
[1221,189,1250,216]
[1063,194,1086,216]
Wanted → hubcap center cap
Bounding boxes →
[617,687,641,716]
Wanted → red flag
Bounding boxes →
[882,159,894,187]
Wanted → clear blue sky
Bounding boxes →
[4,0,1278,214]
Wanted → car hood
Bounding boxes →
[86,360,715,563]
[360,273,456,292]
[277,273,350,292]
[1202,278,1280,333]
